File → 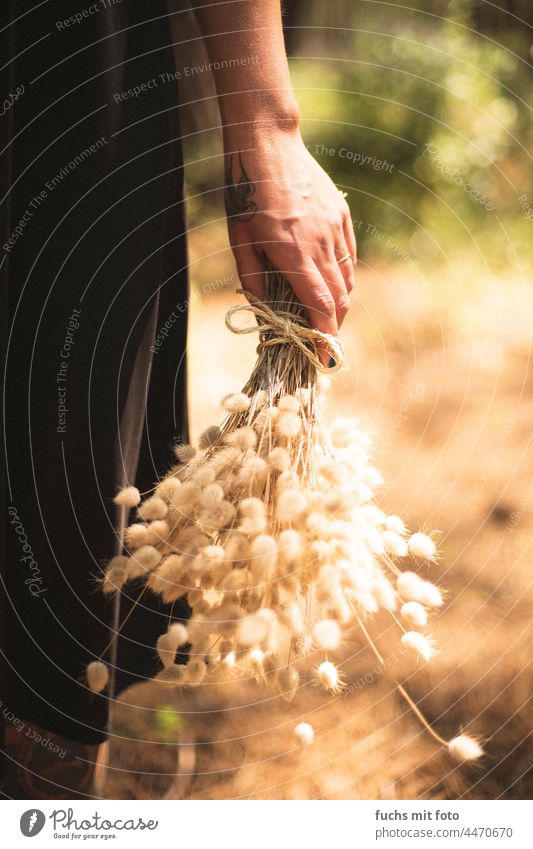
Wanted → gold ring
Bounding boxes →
[337,253,354,265]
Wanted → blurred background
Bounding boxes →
[105,0,532,800]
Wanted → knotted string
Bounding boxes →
[225,289,344,374]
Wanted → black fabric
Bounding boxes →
[1,1,190,747]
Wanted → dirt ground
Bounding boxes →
[103,258,532,800]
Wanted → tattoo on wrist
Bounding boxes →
[224,151,257,225]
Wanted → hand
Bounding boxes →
[223,128,356,362]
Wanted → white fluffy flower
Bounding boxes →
[238,613,269,647]
[278,394,300,414]
[254,405,279,430]
[316,660,343,692]
[154,665,190,688]
[329,417,359,447]
[199,483,224,506]
[148,554,184,599]
[198,500,235,531]
[383,531,408,557]
[145,519,169,544]
[278,529,302,569]
[276,470,299,491]
[294,722,314,745]
[87,661,109,693]
[311,540,334,565]
[238,497,266,533]
[168,480,200,509]
[221,392,251,413]
[174,443,196,463]
[224,426,257,450]
[167,622,189,648]
[192,465,217,487]
[372,574,397,610]
[127,545,162,579]
[137,495,168,521]
[124,523,149,549]
[385,514,406,534]
[397,571,443,607]
[250,534,278,579]
[239,497,264,518]
[210,602,243,636]
[236,455,268,484]
[249,648,265,670]
[401,631,435,662]
[312,619,341,650]
[252,389,268,407]
[268,446,291,472]
[276,488,307,522]
[365,526,385,555]
[224,532,249,565]
[306,511,330,537]
[448,734,483,761]
[408,532,437,559]
[361,504,386,526]
[198,425,222,449]
[114,486,141,507]
[157,633,177,668]
[280,601,305,637]
[102,555,128,594]
[200,545,225,568]
[221,569,248,591]
[155,477,181,501]
[276,412,302,439]
[364,466,384,488]
[222,651,237,669]
[400,601,428,629]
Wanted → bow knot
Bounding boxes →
[225,290,343,374]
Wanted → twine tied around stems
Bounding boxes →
[225,289,344,373]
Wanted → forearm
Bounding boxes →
[189,0,300,139]
[190,0,356,346]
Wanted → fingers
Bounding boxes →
[342,207,358,269]
[336,244,356,298]
[314,252,350,329]
[338,208,357,296]
[231,243,266,300]
[268,251,339,366]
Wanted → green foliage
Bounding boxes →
[289,5,532,267]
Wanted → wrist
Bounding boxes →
[221,94,301,142]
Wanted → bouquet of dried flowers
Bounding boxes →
[90,268,482,764]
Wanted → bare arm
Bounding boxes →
[190,0,356,361]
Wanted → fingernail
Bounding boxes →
[328,357,336,369]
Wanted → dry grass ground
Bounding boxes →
[104,257,532,800]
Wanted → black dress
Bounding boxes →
[1,1,190,748]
